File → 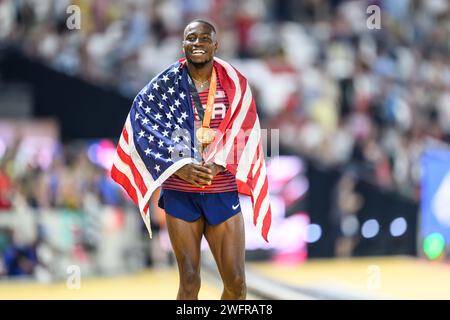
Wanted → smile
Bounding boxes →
[192,49,206,55]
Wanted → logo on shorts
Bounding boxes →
[232,203,240,210]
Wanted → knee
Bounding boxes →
[224,274,246,296]
[180,268,201,291]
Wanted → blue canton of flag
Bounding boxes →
[130,62,202,180]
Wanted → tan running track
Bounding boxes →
[0,268,221,300]
[249,256,450,299]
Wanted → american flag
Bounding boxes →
[111,57,272,241]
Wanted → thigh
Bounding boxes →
[204,212,246,280]
[165,214,205,274]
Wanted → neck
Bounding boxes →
[186,60,214,82]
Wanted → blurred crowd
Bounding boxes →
[0,140,123,212]
[0,139,132,277]
[1,0,450,274]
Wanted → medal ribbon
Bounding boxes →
[187,68,217,128]
[202,68,217,129]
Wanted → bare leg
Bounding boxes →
[204,212,246,300]
[166,214,205,300]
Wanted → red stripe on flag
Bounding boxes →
[253,175,269,225]
[242,149,260,194]
[143,202,149,216]
[122,127,129,143]
[116,144,148,197]
[111,165,138,204]
[261,206,272,242]
[251,155,263,189]
[232,100,257,165]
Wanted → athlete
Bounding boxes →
[112,18,272,300]
[158,19,246,300]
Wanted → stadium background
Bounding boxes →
[0,0,450,299]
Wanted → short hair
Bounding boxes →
[186,19,216,34]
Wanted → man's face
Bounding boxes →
[183,22,218,67]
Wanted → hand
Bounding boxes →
[203,163,225,178]
[175,163,214,188]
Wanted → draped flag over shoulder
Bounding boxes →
[111,57,272,241]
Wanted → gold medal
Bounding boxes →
[196,127,216,145]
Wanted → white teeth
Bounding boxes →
[192,50,205,54]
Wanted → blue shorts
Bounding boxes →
[158,189,241,225]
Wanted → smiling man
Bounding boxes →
[111,19,272,300]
